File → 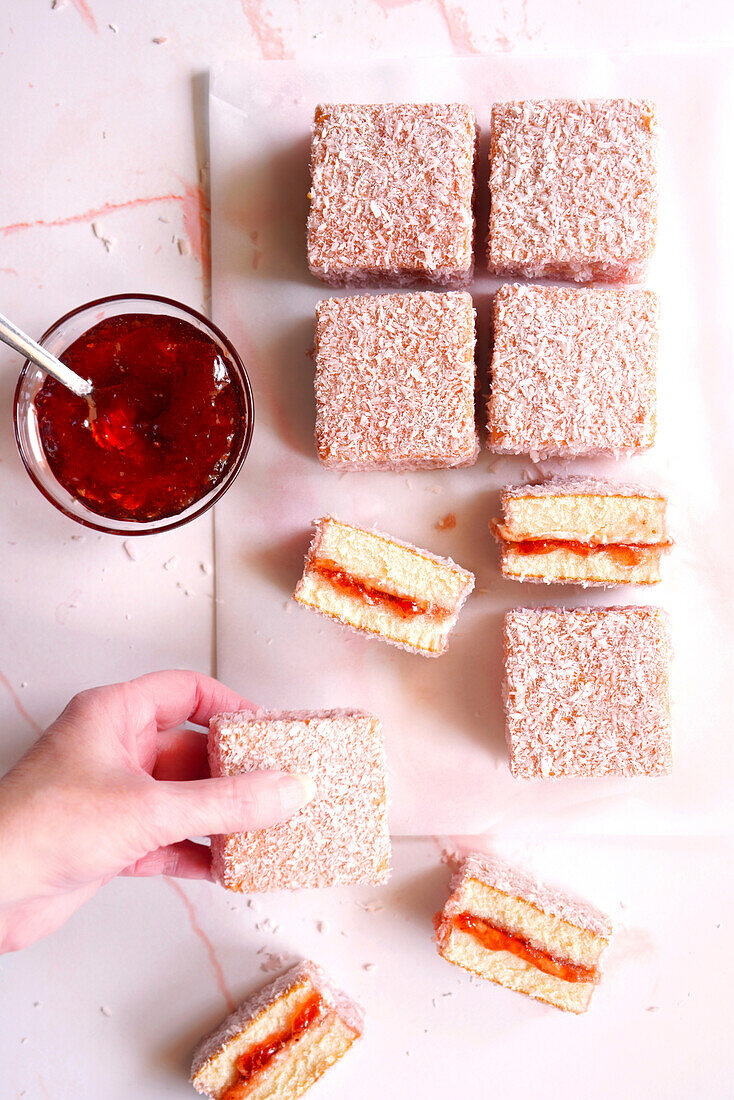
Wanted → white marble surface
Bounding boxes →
[1,2,733,1097]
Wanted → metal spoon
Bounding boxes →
[0,309,93,400]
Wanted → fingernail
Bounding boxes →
[281,772,317,812]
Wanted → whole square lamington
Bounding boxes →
[308,103,475,286]
[315,291,477,470]
[504,606,672,778]
[488,99,657,282]
[208,710,391,891]
[488,284,658,457]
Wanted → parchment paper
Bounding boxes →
[209,56,734,835]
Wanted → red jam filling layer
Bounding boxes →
[452,913,598,984]
[221,995,324,1099]
[34,313,246,523]
[314,561,447,619]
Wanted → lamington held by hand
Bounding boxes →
[487,98,657,282]
[435,853,612,1013]
[308,103,476,286]
[294,516,475,656]
[191,960,363,1099]
[504,606,672,778]
[208,710,390,891]
[492,477,671,585]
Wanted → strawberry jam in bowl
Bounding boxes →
[14,294,253,535]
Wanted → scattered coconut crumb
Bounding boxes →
[260,951,290,973]
[316,920,328,934]
[100,1005,112,1017]
[163,556,179,571]
[20,681,27,688]
[91,222,116,253]
[435,512,457,531]
[108,22,118,33]
[646,1005,660,1013]
[123,540,137,562]
[176,581,194,597]
[247,898,259,912]
[362,962,376,972]
[177,237,191,256]
[20,1036,28,1044]
[199,561,212,575]
[152,36,168,44]
[51,0,67,9]
[357,899,383,913]
[159,216,170,224]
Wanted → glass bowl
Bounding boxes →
[13,293,254,536]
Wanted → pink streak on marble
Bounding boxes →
[69,0,98,34]
[0,267,18,276]
[0,669,41,734]
[239,0,294,60]
[433,0,482,54]
[372,0,482,54]
[0,193,187,237]
[166,878,236,1012]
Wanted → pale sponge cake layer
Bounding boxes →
[438,928,597,1013]
[500,544,663,585]
[294,516,475,656]
[191,961,363,1099]
[435,854,611,1013]
[501,478,667,544]
[208,711,390,892]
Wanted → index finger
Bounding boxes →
[127,670,255,731]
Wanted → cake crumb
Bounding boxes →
[357,899,383,913]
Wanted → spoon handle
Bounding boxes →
[0,310,92,398]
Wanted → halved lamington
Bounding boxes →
[435,854,612,1013]
[308,103,476,286]
[488,98,657,282]
[294,516,475,656]
[208,709,390,892]
[191,960,363,1099]
[492,477,671,585]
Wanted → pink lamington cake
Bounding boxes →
[307,103,475,287]
[488,98,657,281]
[504,606,672,778]
[488,284,658,457]
[315,291,478,470]
[208,710,391,891]
[191,960,363,1099]
[435,853,612,1014]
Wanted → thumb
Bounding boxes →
[147,771,316,847]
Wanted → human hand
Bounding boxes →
[0,670,315,954]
